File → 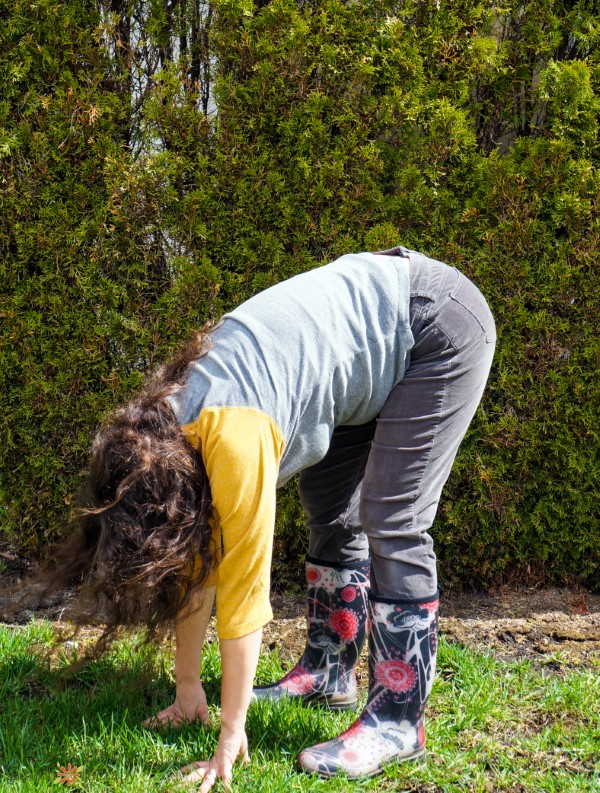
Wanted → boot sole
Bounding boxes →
[303,693,357,711]
[252,690,357,711]
[299,748,426,779]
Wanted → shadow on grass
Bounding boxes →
[0,625,341,788]
[4,626,599,791]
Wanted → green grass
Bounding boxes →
[0,622,598,792]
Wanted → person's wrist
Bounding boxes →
[175,672,202,687]
[219,720,246,737]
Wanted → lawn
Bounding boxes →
[0,620,598,792]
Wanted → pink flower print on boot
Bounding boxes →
[281,669,316,696]
[328,608,359,642]
[374,660,417,694]
[341,586,357,602]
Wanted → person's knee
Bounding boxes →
[368,537,437,599]
[300,470,364,528]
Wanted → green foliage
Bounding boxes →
[1,0,598,589]
[539,60,600,149]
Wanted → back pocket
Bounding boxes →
[433,278,496,352]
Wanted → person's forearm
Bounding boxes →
[220,628,262,734]
[175,585,216,684]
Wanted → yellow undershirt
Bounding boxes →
[181,406,285,640]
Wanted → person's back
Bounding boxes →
[169,252,413,483]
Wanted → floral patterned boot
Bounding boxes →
[252,557,370,709]
[298,592,439,777]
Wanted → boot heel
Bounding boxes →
[305,692,357,711]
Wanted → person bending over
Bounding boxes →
[20,246,495,788]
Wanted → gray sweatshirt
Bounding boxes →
[167,252,413,486]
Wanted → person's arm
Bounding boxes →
[181,628,262,791]
[179,406,285,789]
[220,628,263,739]
[144,584,216,727]
[175,577,216,684]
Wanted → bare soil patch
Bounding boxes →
[261,588,600,674]
[1,552,599,671]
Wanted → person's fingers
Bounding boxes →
[196,705,210,725]
[143,714,166,729]
[144,702,211,731]
[144,710,164,728]
[180,769,201,786]
[174,692,210,725]
[143,708,182,729]
[180,733,245,791]
[180,760,209,776]
[199,766,219,793]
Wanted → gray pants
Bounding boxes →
[300,248,496,600]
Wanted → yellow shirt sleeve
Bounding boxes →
[181,406,285,640]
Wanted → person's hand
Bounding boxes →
[180,728,250,791]
[143,679,209,728]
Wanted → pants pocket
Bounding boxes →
[430,279,496,352]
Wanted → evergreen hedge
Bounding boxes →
[1,0,598,591]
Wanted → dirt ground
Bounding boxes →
[261,588,600,676]
[1,551,599,671]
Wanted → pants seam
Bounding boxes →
[422,356,450,502]
[403,354,451,539]
[338,447,372,560]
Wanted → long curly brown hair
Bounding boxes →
[8,325,217,659]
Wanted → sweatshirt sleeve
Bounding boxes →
[181,406,285,640]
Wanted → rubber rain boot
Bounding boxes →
[253,557,370,709]
[298,592,439,777]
